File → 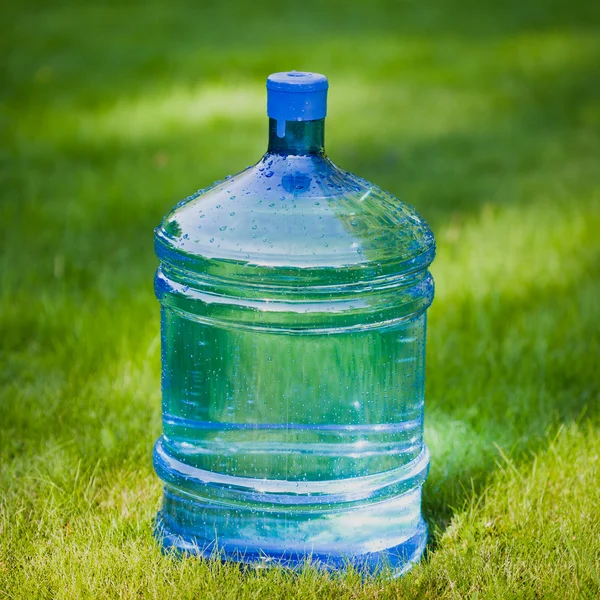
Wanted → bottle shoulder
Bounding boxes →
[155,153,435,283]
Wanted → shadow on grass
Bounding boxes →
[3,0,599,108]
[336,56,600,224]
[421,251,599,544]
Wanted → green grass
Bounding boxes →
[1,0,600,597]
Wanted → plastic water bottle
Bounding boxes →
[153,72,435,574]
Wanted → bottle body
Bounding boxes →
[154,74,434,573]
[154,150,434,572]
[154,299,430,568]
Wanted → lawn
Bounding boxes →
[1,0,599,598]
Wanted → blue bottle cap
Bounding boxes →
[267,71,328,137]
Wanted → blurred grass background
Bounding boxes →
[1,0,599,598]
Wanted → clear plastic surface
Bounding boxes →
[153,89,435,574]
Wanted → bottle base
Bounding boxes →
[152,439,430,576]
[154,511,427,576]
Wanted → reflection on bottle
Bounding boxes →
[153,71,435,574]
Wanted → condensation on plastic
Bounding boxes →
[153,72,435,575]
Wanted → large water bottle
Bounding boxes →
[153,72,435,574]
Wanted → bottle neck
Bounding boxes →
[267,118,325,156]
